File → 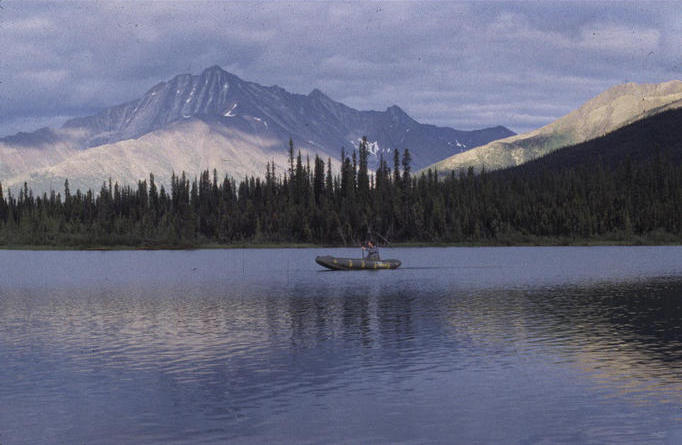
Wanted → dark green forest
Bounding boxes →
[0,109,680,248]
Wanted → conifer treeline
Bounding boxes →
[0,136,679,247]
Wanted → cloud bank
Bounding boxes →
[0,1,680,136]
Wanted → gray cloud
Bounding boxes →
[0,0,680,136]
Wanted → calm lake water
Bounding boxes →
[1,246,681,444]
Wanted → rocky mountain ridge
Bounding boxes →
[0,66,514,193]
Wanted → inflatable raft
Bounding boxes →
[315,255,401,271]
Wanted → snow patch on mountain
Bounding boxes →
[448,140,466,149]
[223,103,237,117]
[353,137,383,156]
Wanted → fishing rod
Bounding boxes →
[368,228,393,247]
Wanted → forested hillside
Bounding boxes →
[428,80,682,175]
[0,108,680,247]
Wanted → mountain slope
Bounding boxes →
[5,118,298,195]
[427,80,682,174]
[497,107,682,175]
[0,66,513,193]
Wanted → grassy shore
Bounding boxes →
[0,237,680,251]
[0,242,319,251]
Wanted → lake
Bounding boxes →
[1,246,681,444]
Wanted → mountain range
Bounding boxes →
[0,65,513,194]
[427,80,682,174]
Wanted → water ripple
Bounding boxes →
[1,247,681,444]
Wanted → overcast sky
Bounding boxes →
[1,0,680,136]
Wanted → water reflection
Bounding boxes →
[3,278,681,390]
[524,280,682,403]
[0,248,681,443]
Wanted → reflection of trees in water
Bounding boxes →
[280,282,417,351]
[0,281,426,430]
[4,278,680,368]
[444,278,682,367]
[525,278,682,363]
[4,277,682,413]
[519,278,682,401]
[431,278,682,402]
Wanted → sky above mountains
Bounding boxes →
[1,1,680,137]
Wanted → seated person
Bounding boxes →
[362,241,380,261]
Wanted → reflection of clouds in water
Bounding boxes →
[2,281,425,366]
[4,274,682,398]
[1,247,682,443]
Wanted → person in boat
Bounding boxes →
[362,240,380,261]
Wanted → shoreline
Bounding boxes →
[1,239,680,251]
